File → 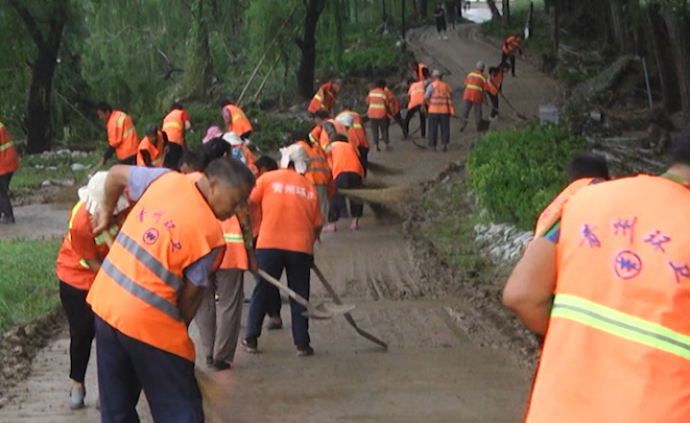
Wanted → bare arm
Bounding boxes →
[502,237,557,335]
[92,165,131,233]
[84,258,102,273]
[178,280,204,325]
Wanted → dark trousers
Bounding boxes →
[59,281,95,383]
[370,117,390,147]
[95,316,203,423]
[118,155,137,165]
[404,105,427,137]
[488,93,500,118]
[245,249,313,347]
[357,146,369,176]
[392,111,407,137]
[164,143,184,170]
[436,18,447,33]
[0,171,14,219]
[502,52,516,76]
[427,113,451,147]
[329,172,364,222]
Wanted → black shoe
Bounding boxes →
[296,345,314,357]
[242,338,259,354]
[206,355,213,367]
[212,360,231,371]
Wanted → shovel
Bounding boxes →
[257,269,355,320]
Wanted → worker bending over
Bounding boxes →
[485,63,510,121]
[425,70,454,152]
[405,78,428,139]
[87,159,255,423]
[223,132,258,174]
[0,120,18,224]
[136,124,168,168]
[308,79,342,116]
[459,62,487,133]
[409,61,430,82]
[162,102,191,169]
[367,80,391,151]
[384,83,408,139]
[502,34,525,77]
[243,147,322,356]
[337,107,370,174]
[503,133,690,423]
[95,102,139,166]
[220,100,253,141]
[313,110,348,150]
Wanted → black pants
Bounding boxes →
[329,172,364,222]
[392,111,407,137]
[357,146,369,177]
[436,18,447,33]
[118,155,137,165]
[164,143,184,169]
[488,93,500,118]
[404,105,427,137]
[0,171,14,219]
[370,118,390,147]
[59,281,95,384]
[427,113,451,147]
[502,52,516,76]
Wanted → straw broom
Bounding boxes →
[366,161,404,176]
[339,185,415,221]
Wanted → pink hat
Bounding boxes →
[202,126,223,144]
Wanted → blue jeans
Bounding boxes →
[245,249,313,347]
[95,316,203,423]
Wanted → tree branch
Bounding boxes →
[7,0,47,49]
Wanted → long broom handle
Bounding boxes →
[257,269,313,310]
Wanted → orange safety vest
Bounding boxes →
[309,125,323,146]
[224,104,253,137]
[485,70,504,96]
[366,88,389,119]
[86,172,225,361]
[534,177,597,236]
[417,63,429,82]
[502,35,522,54]
[0,122,19,175]
[384,88,401,117]
[427,80,455,115]
[338,110,369,150]
[162,109,186,146]
[319,119,348,150]
[232,144,258,175]
[408,81,426,109]
[107,111,139,160]
[218,216,248,270]
[527,174,690,423]
[463,70,486,103]
[308,82,337,114]
[136,131,166,168]
[328,141,364,179]
[297,140,333,189]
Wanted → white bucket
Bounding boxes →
[539,104,559,125]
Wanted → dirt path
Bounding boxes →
[0,24,557,422]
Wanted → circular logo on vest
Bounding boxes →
[142,228,160,245]
[614,250,643,280]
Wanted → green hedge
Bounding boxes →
[466,123,585,231]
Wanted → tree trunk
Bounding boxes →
[544,0,552,13]
[420,0,428,19]
[487,0,502,21]
[646,3,681,112]
[663,2,690,116]
[609,1,633,54]
[382,0,387,20]
[335,0,344,70]
[553,0,560,51]
[181,0,214,101]
[502,0,510,28]
[296,0,326,100]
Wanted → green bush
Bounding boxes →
[466,123,585,231]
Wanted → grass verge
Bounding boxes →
[0,240,62,333]
[11,151,101,196]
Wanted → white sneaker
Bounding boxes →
[69,386,85,410]
[438,36,442,40]
[443,35,449,40]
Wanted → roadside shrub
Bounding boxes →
[466,123,585,231]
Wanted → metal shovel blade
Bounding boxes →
[303,302,356,320]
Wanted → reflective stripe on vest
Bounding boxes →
[112,232,183,293]
[232,112,246,121]
[224,233,244,243]
[552,294,690,360]
[466,72,486,91]
[163,121,183,130]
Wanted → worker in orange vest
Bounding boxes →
[136,124,168,168]
[162,103,191,169]
[56,171,130,410]
[502,34,525,77]
[485,63,510,121]
[404,78,429,139]
[222,132,258,175]
[0,120,19,224]
[366,79,391,151]
[425,70,455,152]
[409,61,430,82]
[243,147,322,356]
[95,102,139,166]
[313,110,348,150]
[87,158,256,423]
[384,83,408,139]
[502,135,690,423]
[308,80,342,116]
[535,153,610,236]
[323,131,365,232]
[292,130,335,226]
[337,107,370,174]
[220,100,253,141]
[459,62,487,132]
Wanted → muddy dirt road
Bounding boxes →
[0,24,557,422]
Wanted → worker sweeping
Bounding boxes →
[535,153,611,236]
[242,146,322,356]
[87,159,255,423]
[459,62,487,133]
[220,100,253,141]
[55,171,130,410]
[0,119,19,224]
[384,83,408,139]
[404,78,429,139]
[293,130,334,227]
[323,120,365,233]
[308,79,342,116]
[501,34,525,77]
[425,70,455,152]
[409,61,430,82]
[502,133,690,423]
[136,124,168,168]
[337,106,370,174]
[313,110,348,150]
[366,80,391,151]
[95,102,139,166]
[485,63,510,121]
[162,102,191,169]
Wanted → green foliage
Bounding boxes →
[466,123,585,231]
[11,151,100,194]
[481,0,552,56]
[0,240,62,332]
